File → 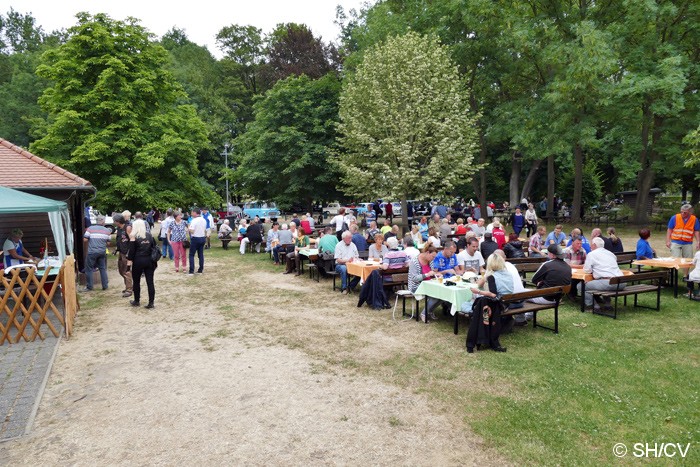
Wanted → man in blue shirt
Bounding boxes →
[350,224,368,252]
[545,224,566,247]
[430,240,464,278]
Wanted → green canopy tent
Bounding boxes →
[0,186,74,261]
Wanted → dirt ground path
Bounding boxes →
[0,253,504,465]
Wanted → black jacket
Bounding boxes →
[480,240,499,261]
[127,233,156,262]
[357,269,389,310]
[247,224,264,243]
[503,241,525,258]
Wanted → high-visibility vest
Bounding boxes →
[670,214,697,243]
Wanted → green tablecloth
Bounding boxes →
[414,280,473,316]
[298,248,319,257]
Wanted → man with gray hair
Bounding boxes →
[272,223,293,265]
[113,213,133,297]
[666,203,700,258]
[159,208,174,259]
[81,215,112,292]
[334,230,360,294]
[580,237,625,311]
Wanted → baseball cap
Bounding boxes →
[547,244,564,259]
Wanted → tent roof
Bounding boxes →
[0,138,92,189]
[0,186,67,213]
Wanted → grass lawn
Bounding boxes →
[204,221,699,465]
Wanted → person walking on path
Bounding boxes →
[113,213,133,297]
[168,211,188,272]
[159,208,174,259]
[188,208,207,274]
[81,215,111,292]
[666,203,700,258]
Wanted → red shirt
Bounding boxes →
[492,227,506,249]
[455,225,467,235]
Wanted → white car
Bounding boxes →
[323,202,342,217]
[88,208,115,233]
[380,202,402,216]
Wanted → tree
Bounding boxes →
[30,13,216,210]
[265,23,339,82]
[337,32,479,228]
[233,73,343,210]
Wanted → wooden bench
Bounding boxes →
[589,270,665,319]
[378,266,409,295]
[614,251,637,268]
[509,256,547,265]
[514,262,544,287]
[453,285,570,335]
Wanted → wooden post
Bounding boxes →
[62,255,79,338]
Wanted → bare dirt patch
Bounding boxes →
[0,252,506,465]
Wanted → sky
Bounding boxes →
[1,0,372,57]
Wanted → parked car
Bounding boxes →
[323,202,342,217]
[243,201,280,220]
[380,202,402,216]
[352,202,374,215]
[88,208,115,233]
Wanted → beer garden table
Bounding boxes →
[413,279,473,323]
[571,268,635,312]
[632,257,694,298]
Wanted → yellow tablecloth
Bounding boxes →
[346,260,381,282]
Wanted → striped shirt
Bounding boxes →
[382,249,409,269]
[84,225,111,255]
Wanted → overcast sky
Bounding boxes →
[1,0,372,57]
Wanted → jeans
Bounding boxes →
[189,237,206,273]
[160,236,173,259]
[85,252,108,290]
[335,264,360,291]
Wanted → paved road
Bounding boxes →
[0,336,59,441]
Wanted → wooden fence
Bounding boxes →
[0,255,79,345]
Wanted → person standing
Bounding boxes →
[127,219,156,308]
[666,203,700,258]
[112,213,133,297]
[330,208,346,241]
[201,207,215,250]
[168,211,188,272]
[509,208,526,236]
[188,208,207,274]
[385,201,393,224]
[81,215,111,291]
[525,203,538,237]
[159,208,174,259]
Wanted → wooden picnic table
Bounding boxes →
[346,259,382,282]
[632,258,694,298]
[571,268,634,312]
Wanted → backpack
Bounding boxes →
[150,237,161,266]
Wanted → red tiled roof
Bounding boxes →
[0,138,92,189]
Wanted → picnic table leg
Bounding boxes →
[672,269,678,298]
[580,281,586,313]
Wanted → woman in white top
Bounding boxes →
[289,222,298,240]
[525,203,538,237]
[427,226,441,248]
[410,225,423,247]
[369,233,388,259]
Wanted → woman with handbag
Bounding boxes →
[168,211,188,272]
[127,219,157,308]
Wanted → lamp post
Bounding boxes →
[222,143,230,212]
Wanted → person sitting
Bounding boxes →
[365,221,380,241]
[266,222,280,253]
[564,237,587,269]
[528,244,572,304]
[246,219,265,253]
[687,249,700,300]
[486,216,501,233]
[300,215,313,235]
[289,222,298,240]
[429,213,441,231]
[3,228,37,267]
[334,230,360,294]
[509,208,526,236]
[306,213,315,231]
[529,226,547,257]
[566,228,591,253]
[318,226,339,253]
[545,224,566,246]
[461,252,514,315]
[284,226,310,275]
[402,236,420,259]
[410,225,423,247]
[502,232,526,259]
[369,233,388,260]
[591,228,611,252]
[381,237,410,275]
[607,227,624,253]
[494,249,528,325]
[454,218,468,236]
[581,237,625,311]
[439,218,452,244]
[217,219,233,250]
[290,213,302,228]
[407,244,439,322]
[426,227,441,248]
[470,218,486,237]
[456,231,476,253]
[456,236,485,274]
[635,228,655,260]
[430,240,463,279]
[480,231,499,262]
[384,225,400,241]
[350,224,368,252]
[272,223,293,265]
[380,219,392,235]
[491,221,506,249]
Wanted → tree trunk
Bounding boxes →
[634,108,661,224]
[509,152,521,207]
[572,144,584,224]
[691,185,700,207]
[401,197,409,236]
[520,159,543,202]
[547,155,555,219]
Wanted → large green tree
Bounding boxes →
[234,73,343,210]
[30,13,217,211]
[337,32,479,226]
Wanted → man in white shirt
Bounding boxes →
[456,236,486,274]
[470,218,486,237]
[334,230,360,294]
[188,208,207,274]
[330,208,346,241]
[580,237,625,310]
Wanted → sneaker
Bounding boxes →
[341,289,348,295]
[122,291,132,297]
[78,287,91,293]
[428,312,438,321]
[188,272,194,275]
[420,312,427,323]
